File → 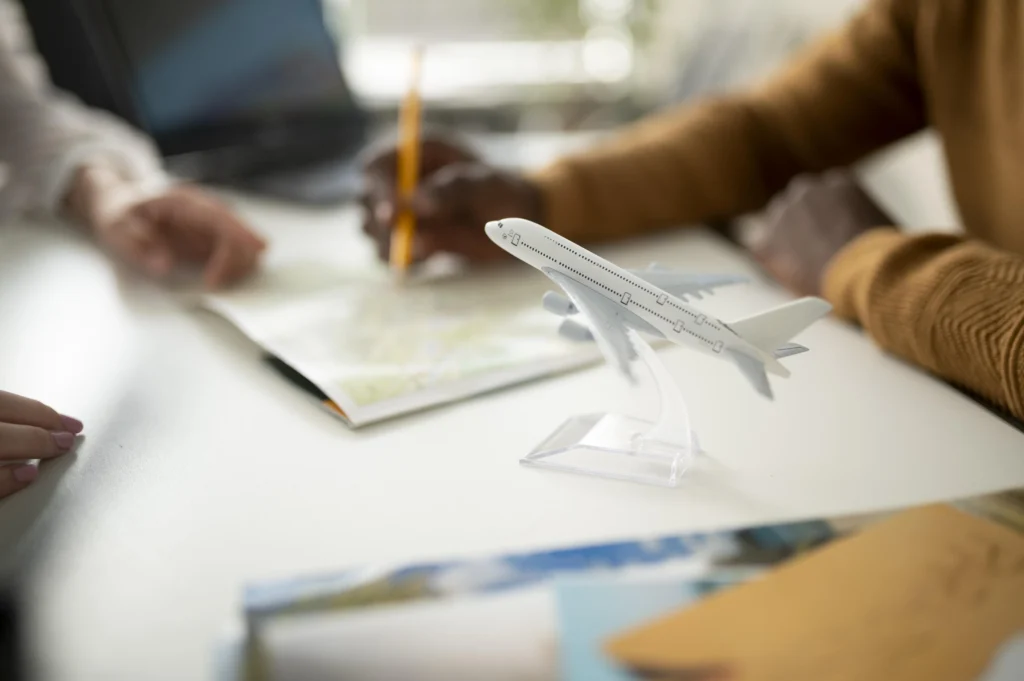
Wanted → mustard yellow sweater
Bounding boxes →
[532,0,1024,421]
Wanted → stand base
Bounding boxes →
[521,413,699,487]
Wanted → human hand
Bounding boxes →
[68,165,267,289]
[0,390,82,500]
[360,135,543,264]
[745,171,895,296]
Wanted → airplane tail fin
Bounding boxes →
[725,297,831,399]
[729,297,831,356]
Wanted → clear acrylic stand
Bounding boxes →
[521,330,700,487]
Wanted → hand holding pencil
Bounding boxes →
[359,51,544,268]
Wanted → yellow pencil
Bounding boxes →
[389,45,424,277]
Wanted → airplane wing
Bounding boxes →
[545,270,642,382]
[725,348,773,400]
[627,267,748,299]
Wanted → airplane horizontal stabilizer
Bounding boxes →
[773,342,809,359]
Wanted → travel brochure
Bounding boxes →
[225,489,1024,681]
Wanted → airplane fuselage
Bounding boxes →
[485,219,763,362]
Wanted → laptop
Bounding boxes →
[33,0,372,204]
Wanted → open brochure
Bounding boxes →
[204,260,603,427]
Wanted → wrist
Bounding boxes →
[64,163,151,232]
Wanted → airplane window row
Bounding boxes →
[527,241,621,298]
[537,235,725,332]
[527,238,722,346]
[543,235,660,298]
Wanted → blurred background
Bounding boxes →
[333,0,859,130]
[20,0,863,204]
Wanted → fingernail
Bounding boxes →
[60,415,84,434]
[13,464,38,483]
[52,431,75,451]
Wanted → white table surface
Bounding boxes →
[1,133,1022,681]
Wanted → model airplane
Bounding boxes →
[484,218,831,399]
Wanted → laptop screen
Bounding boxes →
[98,0,359,138]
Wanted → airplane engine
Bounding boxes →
[542,291,577,316]
[558,318,593,342]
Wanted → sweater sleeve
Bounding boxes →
[530,0,925,243]
[0,0,166,223]
[823,229,1024,420]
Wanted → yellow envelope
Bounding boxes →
[606,505,1024,681]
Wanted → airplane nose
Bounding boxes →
[484,221,501,241]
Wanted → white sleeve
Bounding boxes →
[0,0,168,222]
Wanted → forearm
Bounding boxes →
[530,0,923,243]
[823,229,1024,419]
[0,89,167,220]
[0,0,166,222]
[530,98,798,242]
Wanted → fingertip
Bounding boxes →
[59,415,84,435]
[203,237,256,290]
[0,463,38,499]
[52,431,75,452]
[239,225,268,250]
[13,464,38,484]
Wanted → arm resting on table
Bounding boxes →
[530,0,924,243]
[824,229,1024,421]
